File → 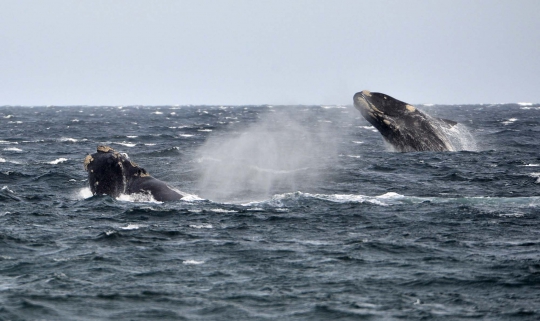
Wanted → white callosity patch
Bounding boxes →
[405,105,416,113]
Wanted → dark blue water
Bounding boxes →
[1,103,539,320]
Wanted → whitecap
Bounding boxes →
[114,142,136,147]
[210,208,238,213]
[179,134,194,137]
[183,260,204,265]
[152,111,163,115]
[126,135,138,138]
[59,138,78,143]
[377,192,405,199]
[198,129,213,132]
[501,118,517,125]
[0,140,17,145]
[352,141,364,144]
[518,102,533,106]
[0,158,5,163]
[3,115,13,119]
[499,213,525,218]
[120,224,141,230]
[48,158,68,165]
[3,147,22,152]
[2,186,14,193]
[321,105,347,109]
[189,224,213,229]
[313,193,389,206]
[529,173,540,183]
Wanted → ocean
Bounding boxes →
[0,103,539,320]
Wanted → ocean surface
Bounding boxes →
[0,102,539,320]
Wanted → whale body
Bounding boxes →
[84,146,183,201]
[353,90,457,152]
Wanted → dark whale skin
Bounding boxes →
[353,90,457,152]
[84,146,183,201]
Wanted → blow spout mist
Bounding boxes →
[195,109,340,202]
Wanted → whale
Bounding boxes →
[353,90,458,152]
[84,146,183,201]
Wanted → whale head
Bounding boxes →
[84,146,149,197]
[353,90,456,152]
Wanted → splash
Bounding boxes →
[441,123,477,151]
[430,117,477,151]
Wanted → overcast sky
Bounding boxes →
[1,0,539,106]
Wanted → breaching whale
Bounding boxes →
[84,146,183,201]
[353,90,458,152]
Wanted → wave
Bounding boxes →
[243,191,540,208]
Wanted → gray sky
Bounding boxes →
[1,0,539,105]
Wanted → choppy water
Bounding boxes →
[1,103,539,320]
